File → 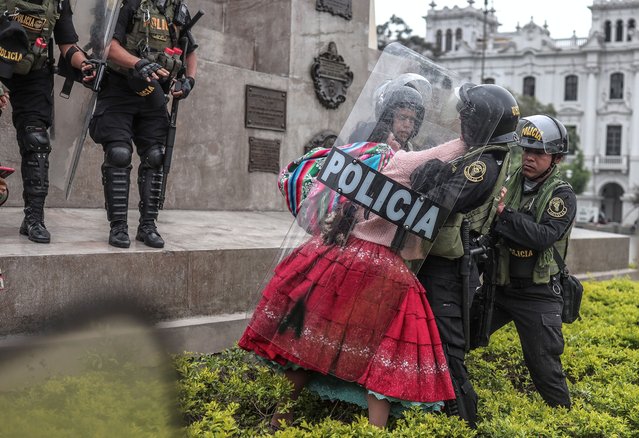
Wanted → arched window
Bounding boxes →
[628,19,636,41]
[610,72,624,99]
[455,28,463,41]
[604,20,611,42]
[616,19,623,41]
[523,76,535,97]
[436,30,442,52]
[445,29,453,51]
[483,77,495,84]
[564,75,578,101]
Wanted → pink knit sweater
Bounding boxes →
[350,138,467,260]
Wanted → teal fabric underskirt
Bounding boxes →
[261,358,444,417]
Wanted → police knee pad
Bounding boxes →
[19,125,51,154]
[104,142,133,168]
[141,145,164,169]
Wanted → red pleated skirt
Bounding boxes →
[238,236,455,403]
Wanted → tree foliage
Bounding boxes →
[377,15,439,55]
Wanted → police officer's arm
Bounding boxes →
[494,186,576,251]
[171,51,197,98]
[54,1,95,81]
[417,155,500,214]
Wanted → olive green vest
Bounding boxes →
[1,0,60,74]
[422,143,511,260]
[107,0,178,74]
[496,167,572,285]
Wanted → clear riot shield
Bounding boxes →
[242,43,503,396]
[48,0,120,198]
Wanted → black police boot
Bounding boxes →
[102,165,131,248]
[19,148,51,243]
[136,165,164,248]
[20,197,50,243]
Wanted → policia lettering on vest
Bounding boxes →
[411,83,520,428]
[490,114,576,409]
[0,0,97,243]
[88,0,199,249]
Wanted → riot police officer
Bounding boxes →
[411,83,521,427]
[490,115,575,408]
[0,0,95,243]
[89,0,198,249]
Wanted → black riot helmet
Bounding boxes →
[456,83,520,147]
[371,74,431,146]
[514,114,569,155]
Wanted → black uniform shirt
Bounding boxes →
[412,150,505,215]
[53,1,79,45]
[494,183,577,278]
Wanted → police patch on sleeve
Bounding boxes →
[464,161,486,182]
[547,197,568,218]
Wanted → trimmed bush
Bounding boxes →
[177,279,639,437]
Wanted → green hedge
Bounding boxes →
[177,278,639,437]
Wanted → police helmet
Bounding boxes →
[374,74,431,139]
[514,115,569,155]
[456,83,520,146]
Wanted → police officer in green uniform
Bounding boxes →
[490,114,575,408]
[411,83,520,427]
[0,0,95,243]
[89,0,198,249]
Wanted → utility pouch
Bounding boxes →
[552,246,583,324]
[559,270,583,324]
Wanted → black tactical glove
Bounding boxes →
[174,76,195,99]
[134,59,164,81]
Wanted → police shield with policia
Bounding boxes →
[238,43,504,429]
[0,0,98,243]
[88,0,200,249]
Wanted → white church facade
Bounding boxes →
[422,0,639,226]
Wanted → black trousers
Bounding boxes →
[0,68,53,136]
[417,256,480,425]
[490,282,571,408]
[89,73,169,152]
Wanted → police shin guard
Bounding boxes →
[136,165,164,248]
[19,127,51,244]
[102,165,131,248]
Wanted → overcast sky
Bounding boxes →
[374,0,594,40]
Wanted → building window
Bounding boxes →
[606,125,622,156]
[445,29,453,51]
[628,19,636,41]
[616,19,624,41]
[523,76,535,97]
[483,77,495,84]
[455,28,462,41]
[604,20,611,41]
[564,75,578,101]
[436,30,442,52]
[610,72,624,99]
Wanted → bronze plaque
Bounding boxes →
[316,0,352,20]
[311,42,353,110]
[248,137,281,174]
[245,86,287,132]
